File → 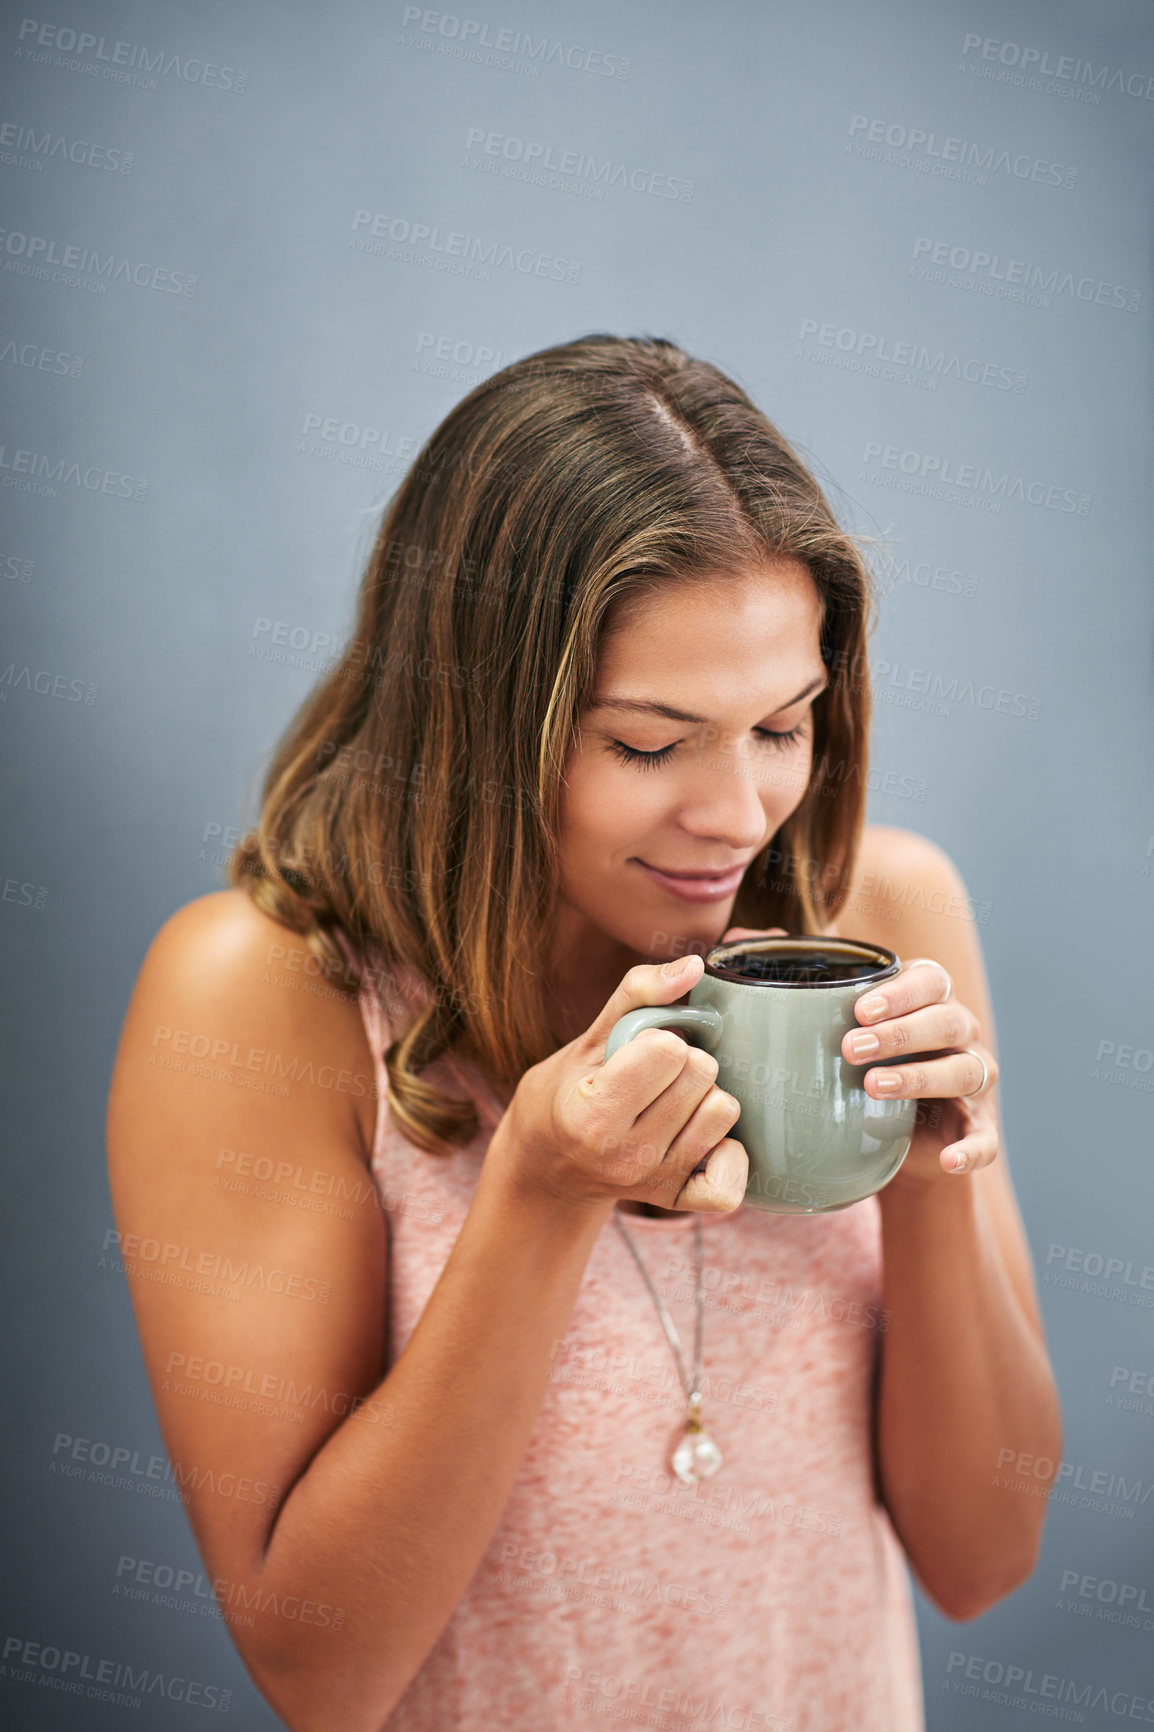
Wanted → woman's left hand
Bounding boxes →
[721,928,1000,1184]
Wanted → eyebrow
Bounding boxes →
[588,673,829,725]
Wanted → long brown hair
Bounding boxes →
[228,334,877,1154]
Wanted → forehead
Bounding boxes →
[595,562,825,697]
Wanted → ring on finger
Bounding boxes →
[961,1047,989,1098]
[903,956,953,1002]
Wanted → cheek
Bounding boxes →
[561,754,662,851]
[759,745,813,804]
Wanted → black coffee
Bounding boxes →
[711,946,884,986]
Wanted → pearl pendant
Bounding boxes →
[672,1408,723,1484]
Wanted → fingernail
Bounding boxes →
[945,1148,968,1173]
[849,1032,879,1059]
[662,955,693,976]
[873,1071,902,1094]
[858,994,887,1021]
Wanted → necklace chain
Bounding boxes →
[610,1210,703,1401]
[610,1210,723,1482]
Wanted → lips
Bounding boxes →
[633,858,753,903]
[642,863,753,880]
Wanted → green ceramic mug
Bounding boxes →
[604,935,917,1214]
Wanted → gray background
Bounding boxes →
[1,0,1152,1724]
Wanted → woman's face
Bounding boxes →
[555,560,829,974]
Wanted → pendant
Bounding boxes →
[671,1397,722,1484]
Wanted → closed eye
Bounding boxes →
[608,726,807,771]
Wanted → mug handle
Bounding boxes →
[604,1004,725,1063]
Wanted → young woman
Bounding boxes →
[106,334,1062,1731]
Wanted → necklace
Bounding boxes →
[610,1209,723,1485]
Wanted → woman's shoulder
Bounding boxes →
[140,887,338,1006]
[123,888,378,1154]
[146,883,293,960]
[827,824,964,946]
[853,823,958,887]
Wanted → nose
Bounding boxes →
[674,747,786,852]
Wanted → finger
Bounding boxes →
[639,1069,743,1180]
[671,1137,749,1213]
[900,957,952,1000]
[855,958,954,1025]
[862,1046,994,1101]
[620,1051,741,1197]
[584,954,705,1051]
[939,1132,1000,1176]
[588,1027,702,1124]
[628,1042,727,1134]
[842,1000,978,1065]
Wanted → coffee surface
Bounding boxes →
[712,946,884,985]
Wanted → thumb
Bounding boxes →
[583,953,705,1054]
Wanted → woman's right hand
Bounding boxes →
[488,954,747,1217]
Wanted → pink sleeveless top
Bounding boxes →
[352,950,925,1732]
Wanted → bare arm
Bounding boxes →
[255,1148,609,1728]
[857,831,1062,1620]
[107,896,741,1731]
[875,1173,1061,1620]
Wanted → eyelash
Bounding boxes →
[608,726,808,771]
